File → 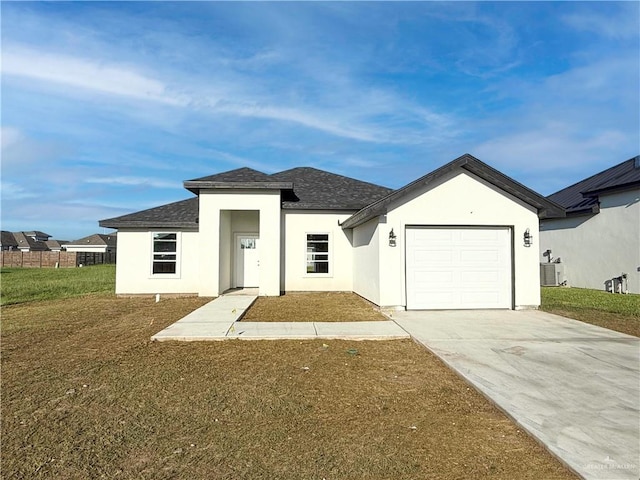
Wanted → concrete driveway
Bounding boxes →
[392,309,639,480]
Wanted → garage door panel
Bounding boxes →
[428,292,457,304]
[414,249,453,264]
[460,292,501,305]
[460,229,501,242]
[414,229,453,242]
[406,227,512,310]
[413,270,455,284]
[462,270,500,284]
[460,249,500,263]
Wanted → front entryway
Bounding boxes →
[235,234,259,287]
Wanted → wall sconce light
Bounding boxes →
[389,228,397,247]
[523,228,533,247]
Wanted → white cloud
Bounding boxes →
[214,101,384,143]
[2,46,186,106]
[562,4,640,40]
[474,126,628,173]
[0,181,38,200]
[341,157,379,168]
[84,176,179,189]
[2,32,460,146]
[0,127,70,169]
[1,127,23,150]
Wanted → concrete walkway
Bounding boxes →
[393,309,640,480]
[151,295,409,341]
[151,295,256,341]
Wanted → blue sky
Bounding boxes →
[2,1,639,241]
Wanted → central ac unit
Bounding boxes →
[540,263,565,286]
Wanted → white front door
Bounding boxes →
[235,234,259,287]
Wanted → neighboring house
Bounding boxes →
[24,231,51,242]
[539,155,640,294]
[0,231,19,251]
[1,231,70,253]
[45,239,68,252]
[65,233,117,253]
[100,154,564,310]
[12,231,51,252]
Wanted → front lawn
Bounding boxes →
[1,294,576,479]
[0,264,115,306]
[541,287,639,337]
[241,291,387,322]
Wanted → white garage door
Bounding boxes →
[406,227,512,310]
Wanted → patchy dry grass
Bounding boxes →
[241,292,387,322]
[541,287,639,337]
[1,293,576,479]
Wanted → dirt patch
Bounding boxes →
[2,293,577,479]
[241,291,388,322]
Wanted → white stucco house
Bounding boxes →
[539,155,640,294]
[99,154,564,310]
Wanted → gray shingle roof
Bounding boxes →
[1,231,18,248]
[45,239,68,250]
[100,198,199,229]
[184,167,293,193]
[67,233,117,247]
[188,167,274,183]
[100,167,392,228]
[24,231,51,240]
[271,167,392,210]
[548,155,640,215]
[12,232,49,251]
[341,154,565,229]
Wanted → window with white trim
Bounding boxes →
[306,233,329,274]
[152,233,178,275]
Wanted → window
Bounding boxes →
[306,233,329,274]
[152,233,178,274]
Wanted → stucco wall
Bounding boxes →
[379,170,541,309]
[352,217,381,305]
[282,210,354,292]
[114,228,200,295]
[539,188,640,294]
[199,190,281,296]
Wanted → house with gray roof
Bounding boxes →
[1,231,19,251]
[539,155,640,294]
[100,154,563,310]
[65,233,117,253]
[12,231,51,252]
[45,239,69,252]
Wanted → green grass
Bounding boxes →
[0,264,116,306]
[541,287,639,337]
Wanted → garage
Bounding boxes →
[406,226,512,310]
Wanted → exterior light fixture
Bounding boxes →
[389,228,397,247]
[524,228,533,247]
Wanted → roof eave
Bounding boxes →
[582,180,640,197]
[98,220,198,229]
[282,204,362,212]
[183,180,294,194]
[562,204,600,217]
[341,154,565,229]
